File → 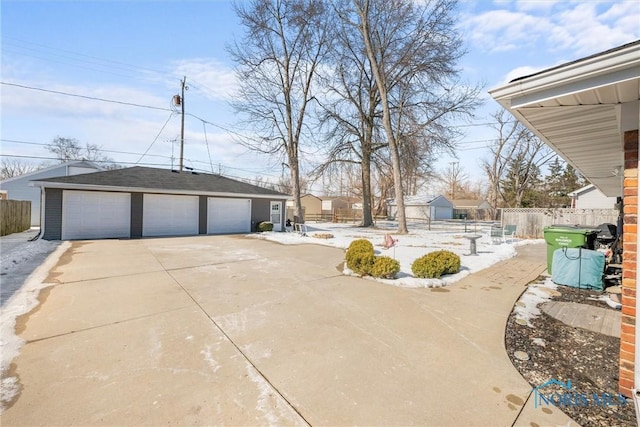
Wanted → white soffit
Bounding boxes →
[490,41,640,197]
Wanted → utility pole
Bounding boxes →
[178,77,186,172]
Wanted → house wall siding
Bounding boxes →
[620,129,638,397]
[130,193,143,238]
[199,196,207,235]
[43,188,63,240]
[253,198,287,230]
[576,187,618,209]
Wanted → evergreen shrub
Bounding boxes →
[411,250,461,279]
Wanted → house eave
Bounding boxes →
[488,41,640,107]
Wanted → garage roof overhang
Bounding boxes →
[489,40,640,197]
[30,181,287,200]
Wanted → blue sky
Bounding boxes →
[2,0,639,191]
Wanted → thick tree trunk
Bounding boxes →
[361,148,374,227]
[357,0,408,234]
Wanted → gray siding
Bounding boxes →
[251,199,270,231]
[199,196,207,234]
[42,188,63,240]
[251,198,287,230]
[130,193,143,238]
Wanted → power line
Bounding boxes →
[136,113,176,164]
[202,121,214,174]
[0,81,173,112]
[3,36,180,84]
[1,138,281,176]
[0,153,170,167]
[0,138,172,160]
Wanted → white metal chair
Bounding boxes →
[503,224,517,242]
[490,226,504,244]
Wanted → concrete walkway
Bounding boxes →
[1,237,577,426]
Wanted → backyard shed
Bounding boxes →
[387,195,453,221]
[0,160,103,226]
[32,166,289,240]
[285,194,322,221]
[452,199,492,220]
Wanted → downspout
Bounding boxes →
[38,187,45,240]
[28,185,44,241]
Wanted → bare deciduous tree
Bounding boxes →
[348,0,479,233]
[0,159,40,180]
[47,136,118,168]
[481,109,555,213]
[439,162,468,200]
[229,0,331,223]
[314,5,385,226]
[481,110,528,218]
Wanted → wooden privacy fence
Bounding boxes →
[1,200,31,236]
[501,208,619,238]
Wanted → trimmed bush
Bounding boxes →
[256,221,274,232]
[411,250,461,279]
[347,239,374,254]
[345,239,375,275]
[371,256,400,279]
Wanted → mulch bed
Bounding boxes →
[505,278,637,426]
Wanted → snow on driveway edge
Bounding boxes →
[0,241,70,412]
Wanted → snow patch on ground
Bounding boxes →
[513,278,558,327]
[245,364,303,426]
[0,241,70,413]
[250,221,534,288]
[201,344,221,374]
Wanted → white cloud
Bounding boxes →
[515,0,560,12]
[462,1,640,56]
[170,58,238,101]
[1,80,169,120]
[461,10,554,52]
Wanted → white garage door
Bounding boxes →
[62,190,131,240]
[431,206,453,220]
[208,198,251,234]
[143,194,199,237]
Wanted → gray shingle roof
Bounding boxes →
[32,166,289,197]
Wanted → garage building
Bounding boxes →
[386,194,453,221]
[33,166,289,240]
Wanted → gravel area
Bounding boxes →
[505,277,637,426]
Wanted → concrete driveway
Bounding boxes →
[1,236,575,426]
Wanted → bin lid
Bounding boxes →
[543,225,599,234]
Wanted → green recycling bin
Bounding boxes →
[543,225,599,274]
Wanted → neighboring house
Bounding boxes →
[568,184,618,209]
[452,199,492,220]
[32,166,289,240]
[490,40,638,398]
[285,194,322,220]
[387,195,453,221]
[0,160,103,226]
[320,196,360,215]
